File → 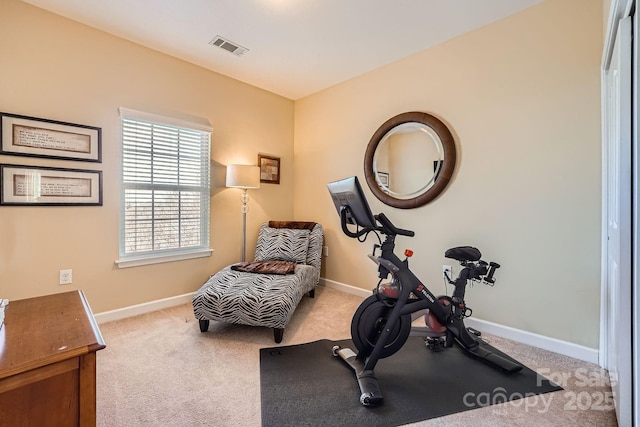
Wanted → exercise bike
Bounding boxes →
[327,176,522,407]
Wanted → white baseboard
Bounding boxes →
[94,279,599,365]
[319,277,599,364]
[320,277,372,298]
[464,317,599,364]
[93,280,363,325]
[94,292,194,324]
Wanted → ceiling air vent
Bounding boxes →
[209,36,249,56]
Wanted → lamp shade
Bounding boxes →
[226,164,260,189]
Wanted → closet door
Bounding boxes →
[602,6,633,426]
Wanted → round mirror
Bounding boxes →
[364,112,456,209]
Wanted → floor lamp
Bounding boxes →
[226,164,261,262]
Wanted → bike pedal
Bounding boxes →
[424,337,446,352]
[467,327,481,337]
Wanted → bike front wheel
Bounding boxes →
[351,295,411,359]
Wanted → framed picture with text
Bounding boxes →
[0,164,103,206]
[0,112,102,162]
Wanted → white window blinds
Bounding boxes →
[118,108,211,263]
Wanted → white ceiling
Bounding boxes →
[21,0,543,100]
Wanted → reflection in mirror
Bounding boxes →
[373,122,443,199]
[364,111,456,209]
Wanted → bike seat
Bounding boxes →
[445,246,481,262]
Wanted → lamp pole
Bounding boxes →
[226,163,260,263]
[240,188,249,262]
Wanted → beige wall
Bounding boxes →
[294,0,602,348]
[0,0,294,312]
[0,0,603,349]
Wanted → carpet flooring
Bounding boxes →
[96,285,618,426]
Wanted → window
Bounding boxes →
[117,108,212,268]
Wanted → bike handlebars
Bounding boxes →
[340,207,415,238]
[340,206,499,286]
[375,213,415,237]
[484,262,500,284]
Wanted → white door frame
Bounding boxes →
[634,6,639,426]
[600,1,636,426]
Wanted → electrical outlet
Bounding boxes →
[322,246,329,257]
[59,269,72,285]
[442,265,452,280]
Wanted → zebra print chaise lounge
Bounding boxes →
[192,221,323,343]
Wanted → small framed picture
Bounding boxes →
[258,154,280,184]
[0,112,102,162]
[0,164,103,206]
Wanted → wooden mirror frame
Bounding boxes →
[364,111,456,209]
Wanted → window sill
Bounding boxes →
[115,248,213,269]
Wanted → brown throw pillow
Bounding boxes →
[268,221,317,230]
[231,260,297,275]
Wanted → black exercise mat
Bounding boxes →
[260,337,561,427]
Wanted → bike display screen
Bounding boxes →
[327,176,377,229]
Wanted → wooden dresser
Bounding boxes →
[0,290,106,426]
